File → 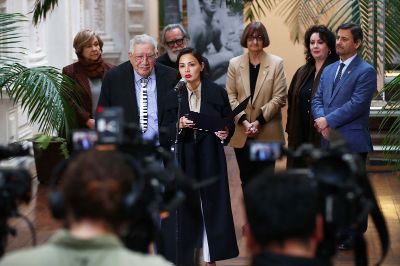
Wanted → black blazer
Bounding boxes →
[177,78,234,144]
[98,61,178,149]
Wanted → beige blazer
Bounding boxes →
[226,51,287,148]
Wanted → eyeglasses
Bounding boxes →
[166,38,185,48]
[247,36,263,42]
[133,53,156,62]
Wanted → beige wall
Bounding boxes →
[257,13,305,86]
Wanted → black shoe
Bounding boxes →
[337,235,355,251]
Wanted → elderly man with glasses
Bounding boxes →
[98,34,178,151]
[157,24,210,75]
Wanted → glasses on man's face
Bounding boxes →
[166,38,185,48]
[133,53,156,62]
[247,35,263,42]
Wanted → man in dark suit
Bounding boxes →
[157,23,210,74]
[312,22,377,250]
[98,34,178,150]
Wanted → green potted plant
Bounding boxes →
[0,13,80,183]
[379,74,400,170]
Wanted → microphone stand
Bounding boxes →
[173,85,183,265]
[174,87,182,162]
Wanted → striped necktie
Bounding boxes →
[139,78,149,132]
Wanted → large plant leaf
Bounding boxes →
[242,0,277,21]
[31,0,60,26]
[326,0,400,68]
[379,73,400,170]
[385,0,400,65]
[0,13,27,63]
[0,12,82,139]
[0,63,80,136]
[274,0,341,43]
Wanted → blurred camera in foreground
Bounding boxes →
[244,139,389,266]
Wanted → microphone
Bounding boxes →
[174,78,187,92]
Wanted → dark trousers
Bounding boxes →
[234,140,275,188]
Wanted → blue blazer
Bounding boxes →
[311,55,377,152]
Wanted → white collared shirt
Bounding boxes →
[133,69,159,143]
[335,53,358,79]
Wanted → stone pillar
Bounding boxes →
[93,0,120,64]
[126,0,159,45]
[25,0,48,67]
[126,0,146,42]
[0,0,6,12]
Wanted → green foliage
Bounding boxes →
[31,0,60,26]
[379,74,400,170]
[243,0,276,21]
[224,0,245,15]
[33,133,68,158]
[0,12,80,156]
[0,13,27,63]
[0,62,80,136]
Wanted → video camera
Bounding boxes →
[0,143,32,257]
[69,107,193,253]
[248,136,389,266]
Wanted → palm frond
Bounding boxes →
[385,0,400,65]
[0,12,81,139]
[243,0,277,21]
[31,0,60,26]
[274,0,331,43]
[379,73,400,170]
[327,0,400,69]
[0,64,80,136]
[0,13,27,64]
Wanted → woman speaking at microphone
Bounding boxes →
[161,47,238,266]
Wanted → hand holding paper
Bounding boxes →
[187,96,251,132]
[179,116,195,129]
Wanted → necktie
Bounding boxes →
[333,63,345,92]
[139,78,149,132]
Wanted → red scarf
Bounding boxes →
[78,55,106,79]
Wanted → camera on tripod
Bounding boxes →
[248,138,389,265]
[68,107,190,254]
[0,143,32,257]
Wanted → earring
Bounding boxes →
[328,50,332,55]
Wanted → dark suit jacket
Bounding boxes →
[97,61,178,150]
[62,61,113,127]
[311,55,377,152]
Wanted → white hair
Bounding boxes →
[129,34,158,53]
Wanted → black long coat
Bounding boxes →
[286,57,337,168]
[161,79,239,265]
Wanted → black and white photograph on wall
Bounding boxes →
[188,0,244,86]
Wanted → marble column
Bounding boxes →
[93,0,120,64]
